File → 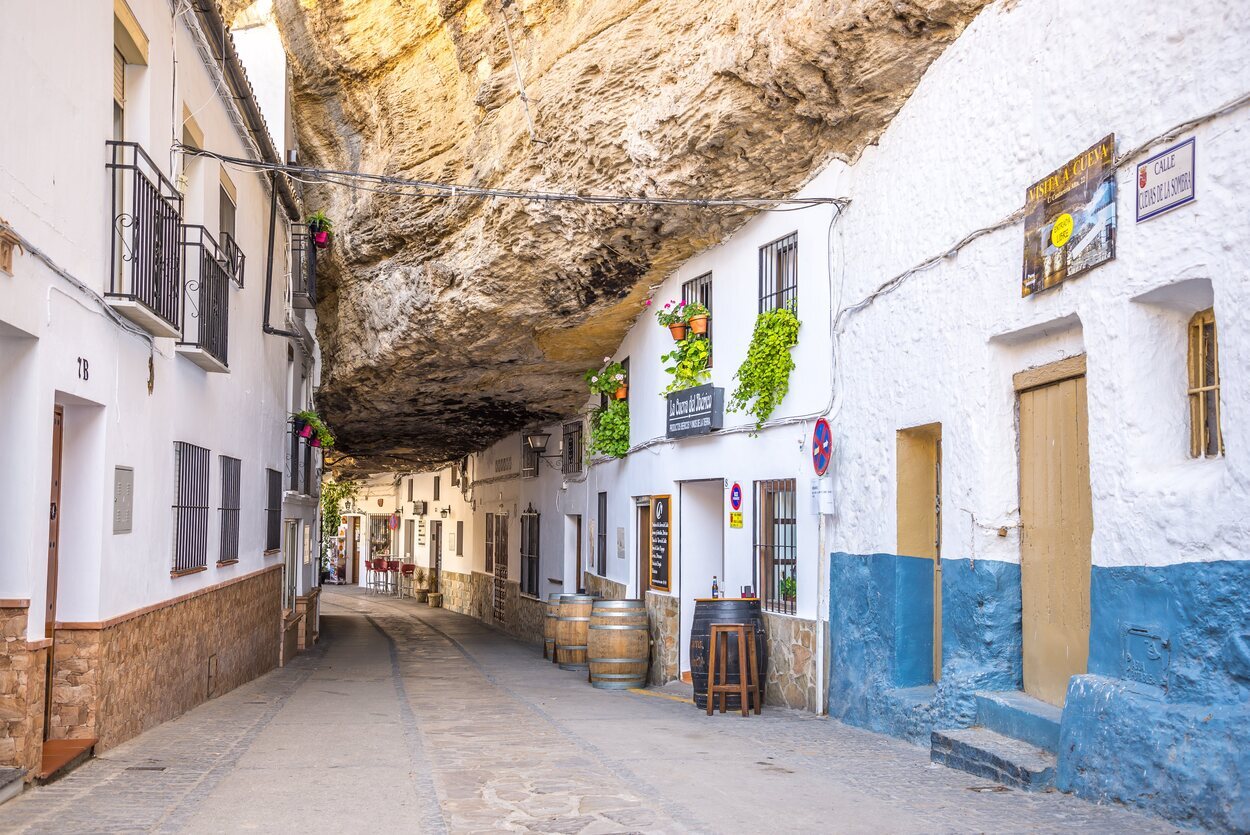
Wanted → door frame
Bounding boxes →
[45,406,64,740]
[429,520,443,592]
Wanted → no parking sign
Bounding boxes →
[730,482,743,510]
[812,418,832,476]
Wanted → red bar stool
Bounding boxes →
[386,560,401,596]
[400,563,416,598]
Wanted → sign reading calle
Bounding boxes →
[1136,138,1195,222]
[666,384,724,438]
[650,495,671,591]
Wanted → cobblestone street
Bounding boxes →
[0,587,1183,834]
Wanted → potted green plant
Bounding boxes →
[779,574,797,603]
[684,300,710,335]
[414,567,429,602]
[652,299,689,340]
[584,358,627,400]
[660,335,711,393]
[293,409,317,439]
[729,302,801,430]
[307,211,333,249]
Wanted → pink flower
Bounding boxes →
[664,302,671,308]
[644,299,652,306]
[603,356,611,363]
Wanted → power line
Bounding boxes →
[176,144,846,210]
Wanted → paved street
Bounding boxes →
[0,587,1182,834]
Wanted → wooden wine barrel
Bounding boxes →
[544,593,562,662]
[689,598,766,710]
[556,593,597,671]
[588,599,650,689]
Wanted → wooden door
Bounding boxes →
[493,515,508,624]
[1019,368,1092,706]
[429,521,442,592]
[897,423,942,681]
[45,406,64,739]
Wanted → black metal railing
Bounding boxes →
[179,226,231,369]
[107,141,183,329]
[173,441,210,573]
[291,228,317,309]
[759,232,798,314]
[220,230,245,288]
[302,438,313,496]
[288,426,304,493]
[219,455,241,563]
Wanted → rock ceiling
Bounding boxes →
[265,0,989,473]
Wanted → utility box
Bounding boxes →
[113,466,134,533]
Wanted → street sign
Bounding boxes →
[1136,137,1195,222]
[729,511,743,529]
[812,418,832,476]
[730,482,742,511]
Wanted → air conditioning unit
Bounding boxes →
[411,501,428,516]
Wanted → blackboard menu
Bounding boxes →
[650,495,671,590]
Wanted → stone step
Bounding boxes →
[35,738,96,784]
[974,690,1062,754]
[930,727,1056,792]
[0,768,24,805]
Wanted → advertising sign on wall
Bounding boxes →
[666,384,724,438]
[650,495,671,591]
[1022,134,1117,297]
[1136,137,1195,222]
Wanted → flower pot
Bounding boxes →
[668,323,688,341]
[427,592,443,608]
[688,314,709,335]
[298,422,313,438]
[314,230,330,248]
[311,437,322,448]
[614,385,628,400]
[413,590,429,603]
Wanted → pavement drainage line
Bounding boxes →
[152,645,324,834]
[362,614,450,835]
[355,595,707,833]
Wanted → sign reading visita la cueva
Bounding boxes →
[666,384,724,439]
[1022,133,1117,298]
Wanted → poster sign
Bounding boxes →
[666,384,724,438]
[650,495,671,591]
[1136,138,1195,222]
[812,418,832,476]
[730,482,743,511]
[1022,134,1117,297]
[729,511,743,529]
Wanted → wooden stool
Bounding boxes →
[706,623,761,716]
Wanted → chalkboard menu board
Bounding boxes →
[650,495,671,591]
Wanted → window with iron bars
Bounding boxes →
[172,442,210,574]
[563,421,583,475]
[521,436,539,478]
[433,475,441,501]
[596,492,608,576]
[265,468,282,552]
[1188,308,1223,458]
[759,232,798,313]
[681,272,713,367]
[755,479,797,614]
[218,455,241,564]
[485,512,496,573]
[520,511,541,597]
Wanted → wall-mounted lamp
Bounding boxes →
[439,506,451,518]
[525,431,562,459]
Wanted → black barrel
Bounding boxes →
[689,598,766,710]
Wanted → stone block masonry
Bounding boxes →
[51,565,281,751]
[439,570,545,647]
[583,572,626,600]
[644,592,679,686]
[0,605,48,773]
[762,612,819,712]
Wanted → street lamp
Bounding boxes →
[525,431,561,458]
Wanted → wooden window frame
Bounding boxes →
[1188,307,1223,458]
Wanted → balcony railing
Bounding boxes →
[291,228,317,309]
[106,141,183,337]
[220,230,245,288]
[288,427,314,496]
[177,226,230,372]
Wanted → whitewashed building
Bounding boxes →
[360,0,1249,829]
[0,0,321,779]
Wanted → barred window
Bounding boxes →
[563,421,583,475]
[433,475,441,501]
[759,232,798,313]
[520,511,540,597]
[485,512,495,572]
[755,479,797,614]
[681,272,713,367]
[456,520,464,556]
[265,468,282,552]
[521,436,539,478]
[596,492,608,576]
[1188,308,1223,458]
[173,442,210,574]
[218,455,241,564]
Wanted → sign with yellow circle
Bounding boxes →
[1050,212,1074,248]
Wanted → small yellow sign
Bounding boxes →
[729,511,743,529]
[1050,212,1074,248]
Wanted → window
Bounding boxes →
[1188,308,1223,458]
[433,475,441,501]
[219,183,236,244]
[563,421,583,475]
[759,232,798,313]
[282,520,298,610]
[485,512,495,572]
[265,468,282,552]
[493,457,513,473]
[521,437,539,478]
[451,463,460,487]
[407,478,414,502]
[404,519,415,559]
[173,442,210,573]
[520,511,540,597]
[596,492,608,576]
[755,479,797,614]
[219,455,241,564]
[682,272,713,366]
[369,515,394,557]
[456,520,464,556]
[112,48,125,141]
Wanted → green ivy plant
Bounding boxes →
[729,304,800,429]
[588,399,630,458]
[660,335,711,394]
[319,479,359,568]
[779,574,797,600]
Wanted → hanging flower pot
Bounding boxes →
[614,384,628,400]
[688,314,709,335]
[298,422,314,439]
[668,322,688,341]
[313,230,330,249]
[311,436,322,448]
[307,210,333,250]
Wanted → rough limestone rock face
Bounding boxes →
[270,0,989,471]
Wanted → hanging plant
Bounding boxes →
[293,409,335,449]
[587,399,630,459]
[320,479,359,561]
[729,304,800,429]
[661,335,711,394]
[649,298,690,340]
[307,210,333,249]
[584,357,627,398]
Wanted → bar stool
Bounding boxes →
[364,559,378,593]
[386,560,401,596]
[399,563,415,598]
[706,623,761,717]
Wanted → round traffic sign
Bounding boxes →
[812,418,832,476]
[730,482,743,511]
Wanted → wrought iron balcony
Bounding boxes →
[287,426,315,496]
[106,141,184,337]
[220,230,245,288]
[291,227,317,309]
[177,226,231,373]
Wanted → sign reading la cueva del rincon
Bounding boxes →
[666,384,724,438]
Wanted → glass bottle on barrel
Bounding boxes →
[711,575,720,599]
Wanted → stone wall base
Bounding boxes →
[645,592,680,686]
[0,606,47,773]
[439,569,547,648]
[761,611,819,712]
[583,572,626,600]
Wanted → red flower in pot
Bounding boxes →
[307,211,333,250]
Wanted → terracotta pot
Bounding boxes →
[614,385,628,400]
[314,230,330,248]
[668,323,688,340]
[688,314,709,335]
[298,422,313,438]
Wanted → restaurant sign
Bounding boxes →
[666,384,724,438]
[650,495,671,591]
[1136,138,1195,222]
[1022,133,1117,297]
